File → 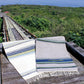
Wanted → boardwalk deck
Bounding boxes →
[0,44,2,52]
[8,18,29,40]
[0,53,1,84]
[4,17,16,41]
[0,54,27,84]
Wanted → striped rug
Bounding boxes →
[3,40,36,78]
[36,36,79,74]
[2,36,79,82]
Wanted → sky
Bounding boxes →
[0,0,84,7]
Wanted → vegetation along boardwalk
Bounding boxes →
[3,16,36,41]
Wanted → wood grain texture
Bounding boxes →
[0,44,2,52]
[0,54,27,84]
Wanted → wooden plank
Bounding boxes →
[8,16,36,39]
[0,44,2,53]
[0,53,1,84]
[8,18,29,40]
[0,54,27,84]
[3,17,9,42]
[66,42,84,64]
[4,17,16,41]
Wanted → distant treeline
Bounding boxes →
[1,5,84,48]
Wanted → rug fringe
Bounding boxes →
[26,71,79,84]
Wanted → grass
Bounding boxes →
[1,5,84,48]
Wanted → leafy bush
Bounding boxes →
[2,5,84,48]
[22,16,50,31]
[65,30,84,48]
[0,37,2,43]
[33,30,52,38]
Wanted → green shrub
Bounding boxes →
[23,16,50,31]
[0,37,2,42]
[2,5,84,48]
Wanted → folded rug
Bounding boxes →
[36,36,79,75]
[3,40,36,78]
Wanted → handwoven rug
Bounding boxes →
[3,40,36,78]
[2,36,79,83]
[36,36,79,74]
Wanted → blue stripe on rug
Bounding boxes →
[7,46,35,56]
[8,50,35,59]
[36,59,73,63]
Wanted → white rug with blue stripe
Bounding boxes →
[36,36,79,73]
[3,40,36,79]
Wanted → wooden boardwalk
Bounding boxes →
[0,44,2,52]
[0,53,1,84]
[0,53,27,84]
[3,16,36,41]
